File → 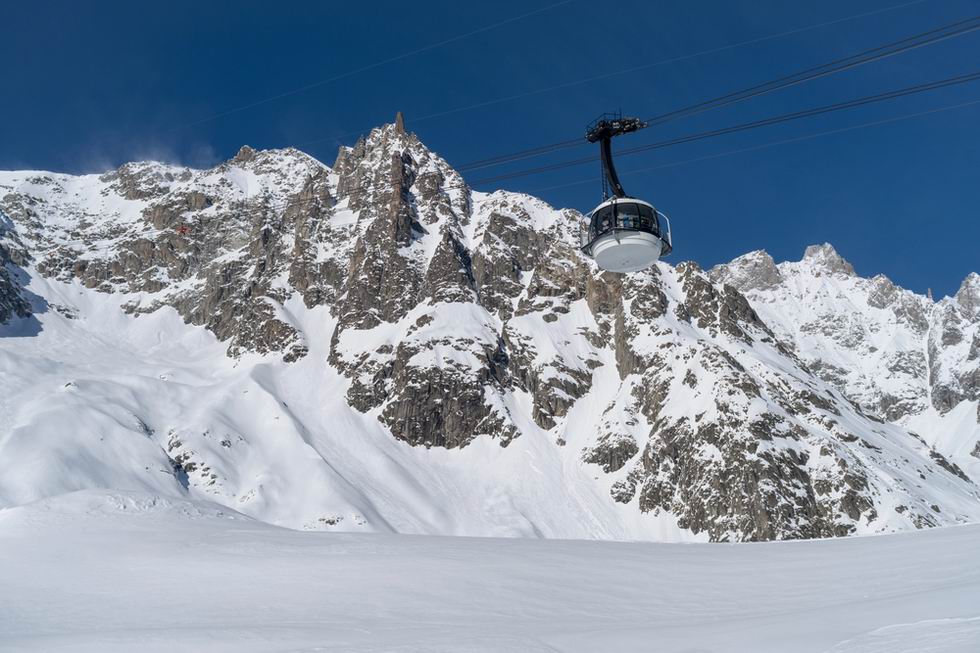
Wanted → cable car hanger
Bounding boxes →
[580,112,672,274]
[586,113,646,200]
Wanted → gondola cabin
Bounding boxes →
[581,197,672,273]
[579,112,675,273]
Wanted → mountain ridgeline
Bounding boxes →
[1,116,978,542]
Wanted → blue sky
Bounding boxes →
[2,0,978,296]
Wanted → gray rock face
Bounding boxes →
[0,214,32,325]
[326,124,605,447]
[929,293,980,413]
[592,263,901,541]
[3,148,334,361]
[324,123,520,449]
[2,118,976,542]
[957,273,980,320]
[0,247,32,324]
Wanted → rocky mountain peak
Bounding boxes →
[704,238,978,426]
[233,144,257,163]
[956,272,980,319]
[801,243,855,276]
[708,249,782,291]
[370,117,419,148]
[866,274,899,308]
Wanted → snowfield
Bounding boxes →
[1,490,979,652]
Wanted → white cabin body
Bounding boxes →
[580,197,673,273]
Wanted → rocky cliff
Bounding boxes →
[0,213,32,324]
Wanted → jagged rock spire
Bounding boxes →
[233,145,256,164]
[394,111,406,135]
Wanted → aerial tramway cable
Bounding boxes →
[568,11,980,272]
[178,69,980,227]
[526,98,980,195]
[455,14,980,173]
[167,11,980,228]
[469,70,980,185]
[295,0,931,149]
[639,14,980,128]
[174,1,572,131]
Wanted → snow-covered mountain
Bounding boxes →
[2,114,978,541]
[710,247,980,484]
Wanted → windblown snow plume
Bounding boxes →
[1,117,978,541]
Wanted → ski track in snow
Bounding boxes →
[0,490,979,652]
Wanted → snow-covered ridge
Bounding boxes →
[1,118,978,542]
[711,243,980,485]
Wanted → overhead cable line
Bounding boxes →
[455,13,980,173]
[145,69,980,229]
[174,0,572,130]
[470,69,980,184]
[525,98,980,194]
[278,68,980,208]
[640,13,980,127]
[295,0,930,149]
[84,71,980,239]
[55,96,980,254]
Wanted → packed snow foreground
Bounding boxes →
[1,116,979,649]
[1,490,979,652]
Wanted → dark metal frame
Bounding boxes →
[585,111,647,200]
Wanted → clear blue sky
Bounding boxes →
[3,0,978,297]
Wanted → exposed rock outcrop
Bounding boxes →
[0,214,32,325]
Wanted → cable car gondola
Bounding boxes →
[580,113,672,273]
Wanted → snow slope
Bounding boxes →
[1,490,979,653]
[0,271,684,540]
